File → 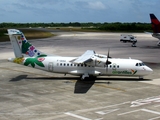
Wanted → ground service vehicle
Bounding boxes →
[120,34,137,47]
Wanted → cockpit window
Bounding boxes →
[135,62,146,67]
[142,63,145,66]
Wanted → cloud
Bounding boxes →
[87,1,106,10]
[0,0,159,23]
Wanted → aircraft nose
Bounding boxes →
[145,66,153,74]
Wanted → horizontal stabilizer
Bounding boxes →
[7,29,22,35]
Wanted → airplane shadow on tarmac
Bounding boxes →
[9,75,152,94]
[9,75,28,82]
[9,75,95,93]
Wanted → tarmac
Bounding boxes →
[0,30,160,120]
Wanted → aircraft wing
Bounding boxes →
[72,50,95,64]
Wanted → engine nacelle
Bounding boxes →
[91,55,106,67]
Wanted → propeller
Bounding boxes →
[106,48,112,74]
[106,48,111,65]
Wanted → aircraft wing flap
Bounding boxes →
[72,50,95,64]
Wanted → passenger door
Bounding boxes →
[48,62,54,72]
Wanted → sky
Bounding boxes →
[0,0,159,23]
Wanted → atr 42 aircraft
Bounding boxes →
[147,14,160,46]
[7,29,153,80]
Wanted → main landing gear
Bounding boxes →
[80,74,96,80]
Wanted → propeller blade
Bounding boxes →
[106,48,111,65]
[106,48,111,73]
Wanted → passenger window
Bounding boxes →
[136,63,138,66]
[64,63,66,66]
[60,63,62,66]
[117,65,119,68]
[71,64,72,66]
[110,65,112,68]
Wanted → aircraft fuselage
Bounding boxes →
[11,56,152,78]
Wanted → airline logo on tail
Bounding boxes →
[20,34,42,57]
[150,14,160,33]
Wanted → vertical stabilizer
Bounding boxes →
[150,14,160,33]
[8,29,45,58]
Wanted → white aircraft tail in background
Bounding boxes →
[7,29,153,80]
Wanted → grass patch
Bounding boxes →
[0,28,54,42]
[49,27,104,32]
[49,27,147,33]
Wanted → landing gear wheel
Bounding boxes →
[132,44,136,47]
[157,41,160,46]
[132,42,137,47]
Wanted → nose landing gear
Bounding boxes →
[139,76,143,80]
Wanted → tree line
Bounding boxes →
[0,22,152,32]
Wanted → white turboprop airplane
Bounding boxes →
[7,29,153,80]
